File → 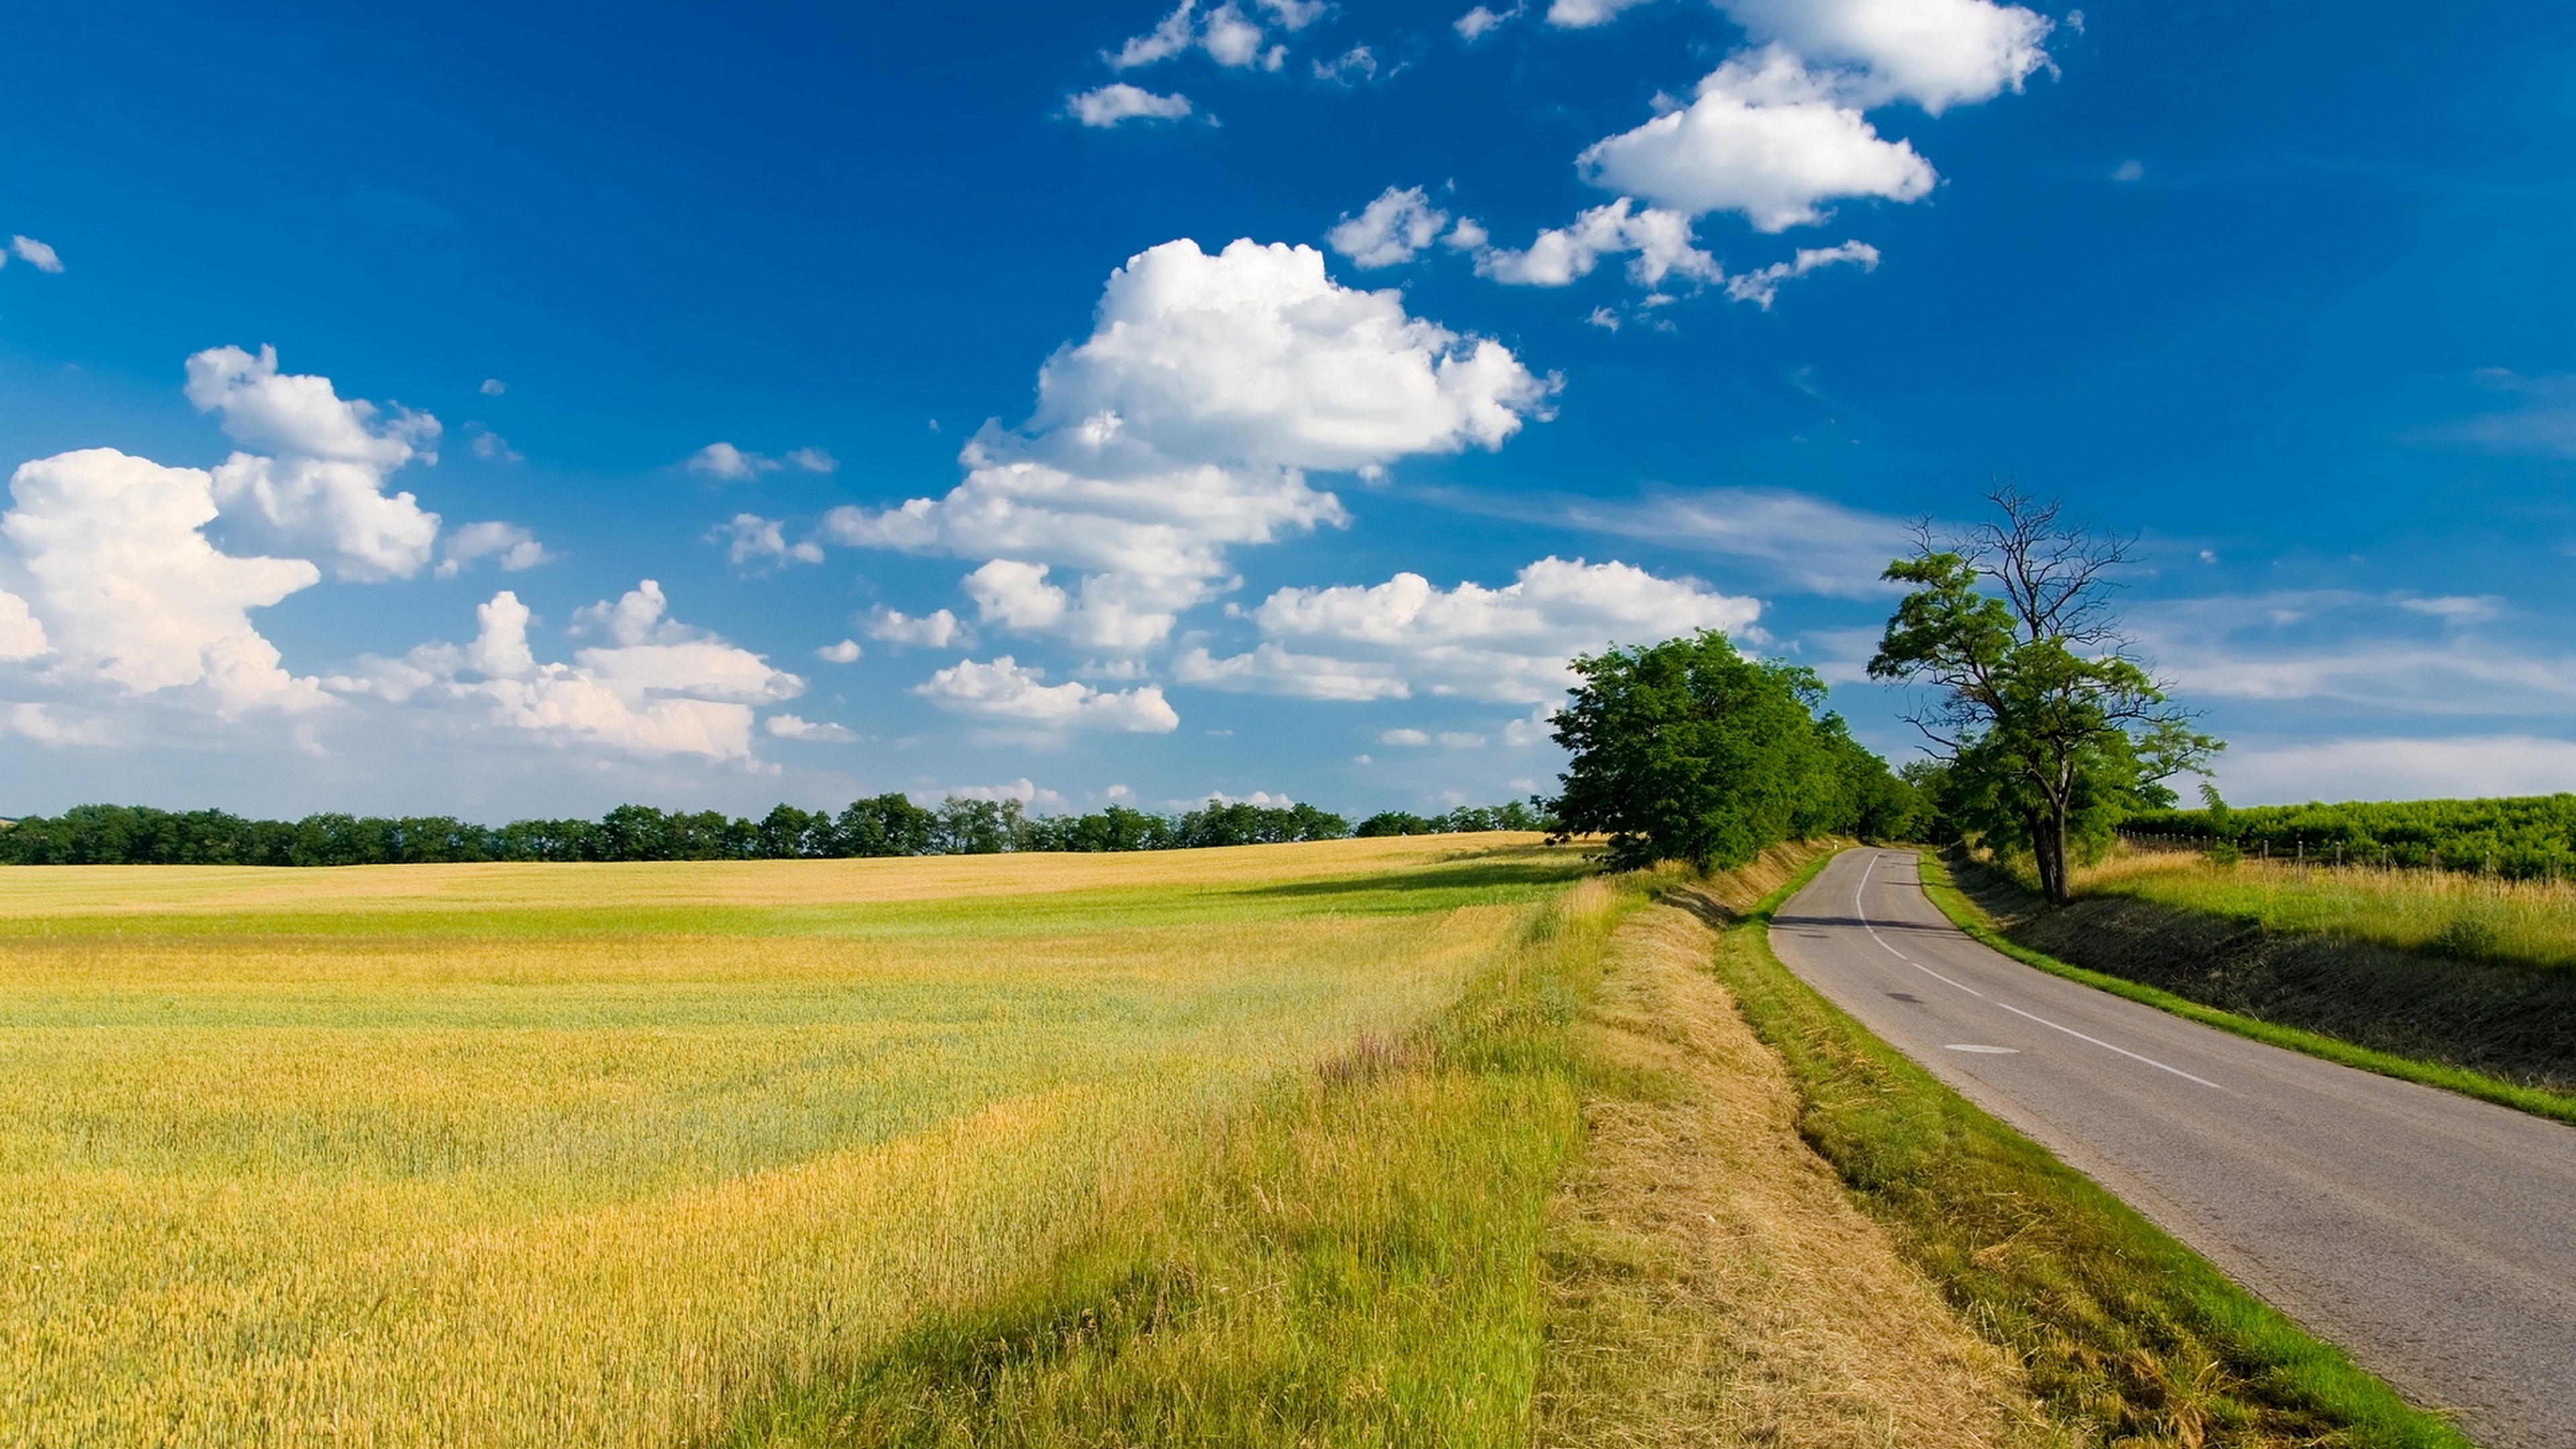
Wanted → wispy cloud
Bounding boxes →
[2419,369,2576,457]
[1491,486,1912,599]
[2216,735,2576,805]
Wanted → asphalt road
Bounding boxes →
[1769,848,2576,1449]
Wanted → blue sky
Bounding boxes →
[3,0,2574,820]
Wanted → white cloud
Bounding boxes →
[2401,594,2503,626]
[184,344,429,468]
[687,442,779,482]
[914,655,1180,733]
[1106,1,1279,70]
[1109,1,1201,66]
[1579,48,1938,231]
[861,606,972,649]
[467,427,522,463]
[1185,555,1761,704]
[3,702,111,746]
[1313,45,1380,84]
[0,589,48,661]
[1722,239,1880,307]
[1503,702,1557,745]
[1546,0,1653,26]
[1715,0,2053,113]
[786,447,837,473]
[1204,6,1271,66]
[1172,640,1411,700]
[1256,0,1325,28]
[964,559,1071,632]
[2216,736,2576,807]
[1068,83,1196,127]
[821,237,1548,649]
[1456,4,1525,40]
[1381,727,1431,745]
[2112,159,2144,182]
[1328,186,1451,268]
[335,583,804,760]
[3,448,324,711]
[764,713,856,742]
[939,776,1070,807]
[816,638,863,663]
[184,344,443,581]
[436,520,553,578]
[479,378,507,396]
[713,513,824,568]
[1474,198,1719,286]
[8,236,63,272]
[1033,239,1543,468]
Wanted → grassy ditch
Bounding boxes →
[1930,853,2576,1124]
[1707,853,2474,1449]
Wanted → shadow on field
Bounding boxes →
[1240,852,1595,902]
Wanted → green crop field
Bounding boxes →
[0,837,1592,1447]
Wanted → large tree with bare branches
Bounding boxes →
[1869,488,2220,905]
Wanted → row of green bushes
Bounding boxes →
[2122,794,2576,879]
[0,798,1552,867]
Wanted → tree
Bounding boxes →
[1868,488,2220,905]
[1549,631,1854,872]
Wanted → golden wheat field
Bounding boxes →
[0,836,1587,1448]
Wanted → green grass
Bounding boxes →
[1921,853,2576,1128]
[1708,851,2473,1449]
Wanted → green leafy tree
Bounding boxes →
[1549,630,1853,871]
[1869,488,2220,905]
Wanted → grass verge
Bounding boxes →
[1708,851,2475,1448]
[1538,843,2054,1448]
[1917,851,2576,1128]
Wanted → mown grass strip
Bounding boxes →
[1917,851,2576,1129]
[1711,851,2473,1449]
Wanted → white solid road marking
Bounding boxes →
[1994,1000,2230,1091]
[1855,854,1986,998]
[1945,1044,2020,1054]
[1847,851,2227,1093]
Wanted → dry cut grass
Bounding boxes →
[1538,847,2054,1449]
[0,838,1584,1448]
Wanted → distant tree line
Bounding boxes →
[2121,794,2576,880]
[0,796,1554,867]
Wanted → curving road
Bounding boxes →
[1770,848,2576,1449]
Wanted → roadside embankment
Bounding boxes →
[1947,851,2576,1099]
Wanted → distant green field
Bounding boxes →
[0,839,1588,1447]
